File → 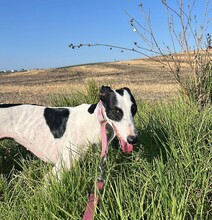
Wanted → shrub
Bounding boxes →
[184,61,212,109]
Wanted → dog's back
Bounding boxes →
[0,104,70,163]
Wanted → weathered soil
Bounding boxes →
[0,58,179,105]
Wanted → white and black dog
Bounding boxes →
[0,86,138,177]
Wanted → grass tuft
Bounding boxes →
[50,79,100,107]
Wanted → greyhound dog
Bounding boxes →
[0,86,138,177]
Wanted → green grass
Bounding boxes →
[0,91,211,219]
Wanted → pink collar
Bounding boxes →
[96,100,108,158]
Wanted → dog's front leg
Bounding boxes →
[44,158,69,183]
[46,143,82,181]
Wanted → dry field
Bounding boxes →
[0,58,180,105]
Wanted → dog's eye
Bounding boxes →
[113,109,121,114]
[111,108,123,116]
[107,107,123,121]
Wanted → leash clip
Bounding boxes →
[98,156,106,182]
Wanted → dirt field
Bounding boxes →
[0,58,179,105]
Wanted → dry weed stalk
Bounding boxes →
[69,0,211,108]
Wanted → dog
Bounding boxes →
[0,86,138,177]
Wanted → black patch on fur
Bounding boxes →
[115,88,125,96]
[99,86,113,103]
[0,104,23,108]
[44,107,70,138]
[99,86,123,121]
[87,103,97,114]
[116,87,137,116]
[131,104,137,116]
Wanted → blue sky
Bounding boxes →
[0,0,211,70]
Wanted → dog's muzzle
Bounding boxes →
[119,135,138,153]
[112,125,138,153]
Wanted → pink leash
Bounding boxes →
[82,101,108,220]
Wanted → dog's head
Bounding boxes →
[99,85,138,153]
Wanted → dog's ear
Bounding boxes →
[123,87,131,93]
[116,87,131,96]
[99,85,112,102]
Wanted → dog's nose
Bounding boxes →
[127,135,138,144]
